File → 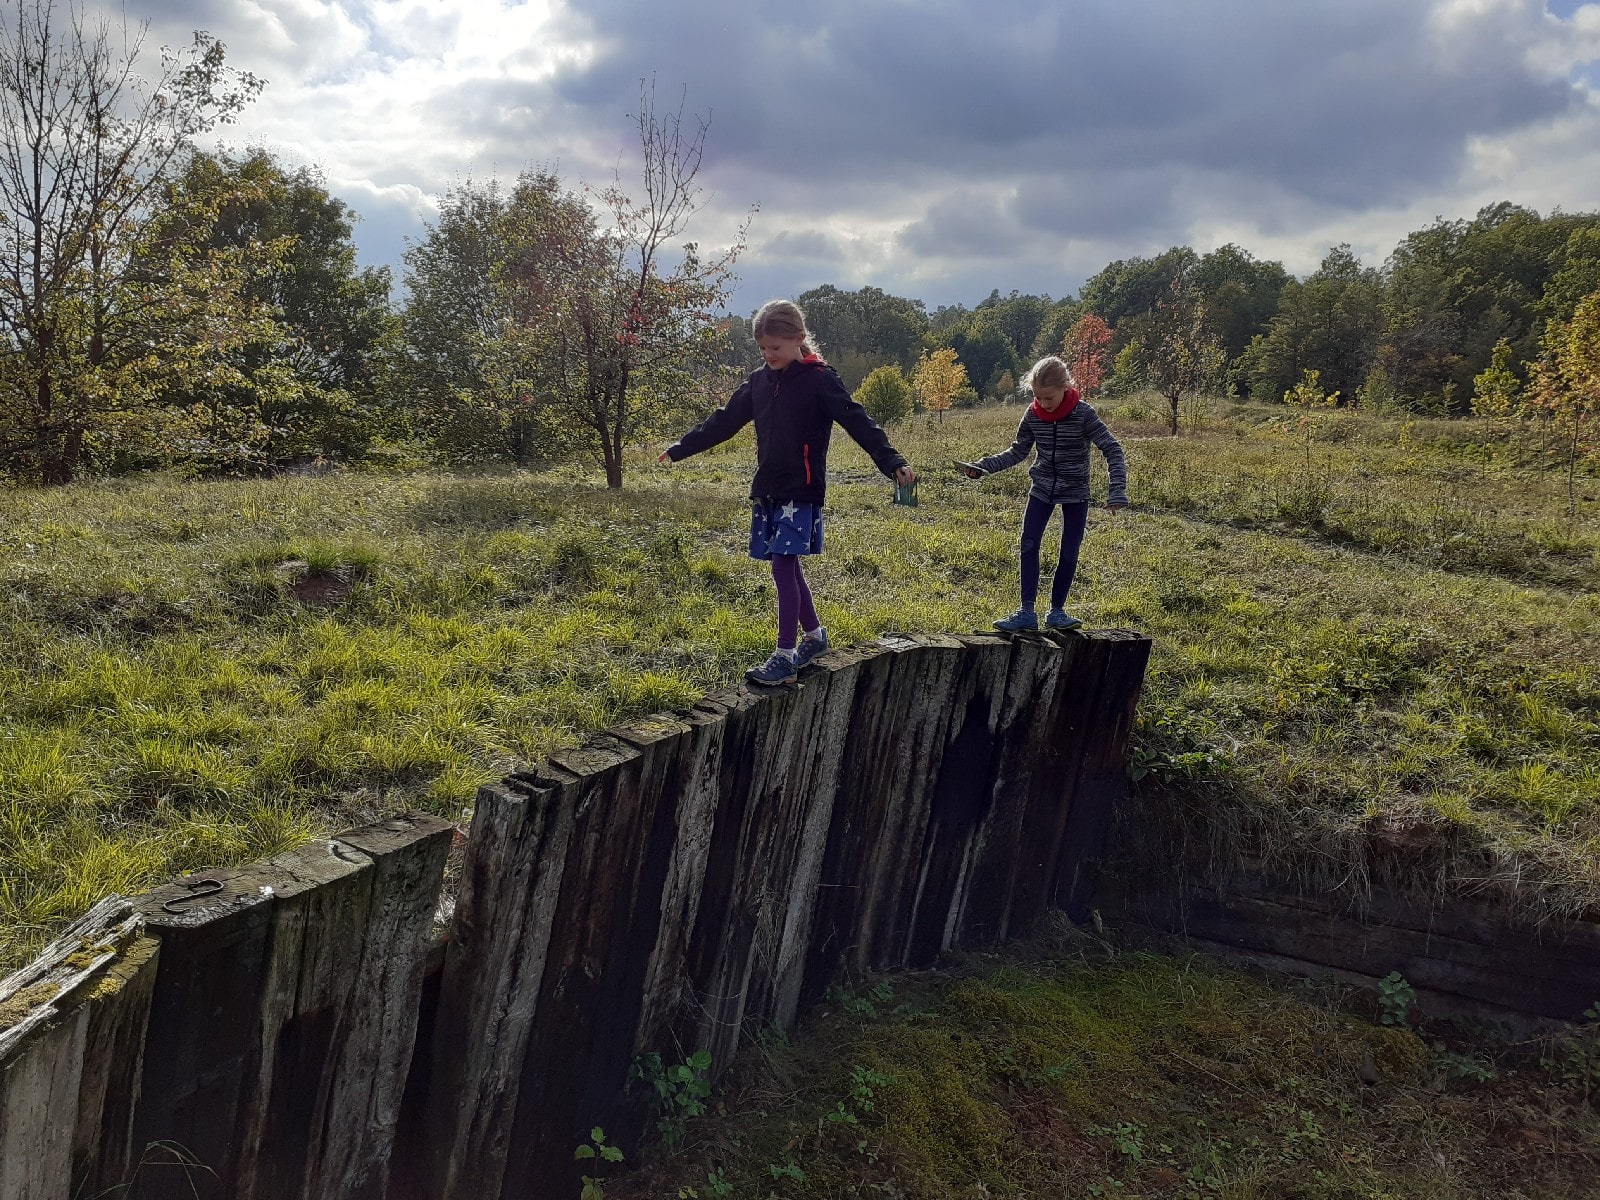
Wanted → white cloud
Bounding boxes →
[80,0,1600,305]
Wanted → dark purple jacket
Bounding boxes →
[666,356,906,504]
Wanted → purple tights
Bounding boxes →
[771,555,819,650]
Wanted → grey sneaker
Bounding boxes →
[794,627,830,669]
[993,607,1038,632]
[745,650,798,686]
[1045,608,1083,630]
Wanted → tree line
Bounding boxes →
[3,3,1596,488]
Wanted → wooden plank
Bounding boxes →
[311,815,453,1200]
[419,771,584,1200]
[1054,630,1151,920]
[231,838,375,1200]
[72,935,161,1198]
[1004,631,1098,931]
[956,633,1062,945]
[852,635,969,971]
[0,1007,86,1200]
[129,866,277,1200]
[903,634,1013,965]
[498,725,683,1193]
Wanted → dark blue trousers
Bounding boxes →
[1020,496,1088,610]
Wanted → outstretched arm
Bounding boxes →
[822,372,911,480]
[971,418,1034,476]
[661,379,755,463]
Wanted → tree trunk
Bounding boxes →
[1167,390,1181,436]
[602,429,623,489]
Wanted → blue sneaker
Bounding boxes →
[1045,608,1083,630]
[794,627,830,669]
[992,608,1038,632]
[745,650,798,686]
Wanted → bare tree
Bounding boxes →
[502,80,751,488]
[0,1,262,482]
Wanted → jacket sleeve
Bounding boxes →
[974,416,1034,475]
[1080,404,1129,504]
[822,371,907,477]
[666,377,754,460]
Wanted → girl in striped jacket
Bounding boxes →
[962,356,1128,631]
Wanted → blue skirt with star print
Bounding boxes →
[749,497,824,559]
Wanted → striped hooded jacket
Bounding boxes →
[973,393,1128,505]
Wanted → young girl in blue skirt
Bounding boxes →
[660,299,915,685]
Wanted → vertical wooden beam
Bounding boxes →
[312,816,452,1200]
[1055,630,1152,921]
[955,632,1063,945]
[129,869,275,1200]
[0,896,151,1200]
[417,770,584,1200]
[72,935,161,1197]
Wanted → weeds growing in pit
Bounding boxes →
[600,947,1600,1200]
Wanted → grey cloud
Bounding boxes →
[895,190,1033,258]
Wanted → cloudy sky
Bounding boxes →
[106,0,1600,312]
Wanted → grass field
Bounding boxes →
[0,397,1597,971]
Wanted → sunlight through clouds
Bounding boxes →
[86,0,1600,306]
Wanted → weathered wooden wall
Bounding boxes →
[0,630,1150,1200]
[0,816,453,1200]
[402,628,1149,1199]
[1099,861,1600,1023]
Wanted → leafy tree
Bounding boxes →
[1245,245,1382,406]
[794,284,928,387]
[1382,203,1599,405]
[854,364,914,426]
[395,173,584,465]
[931,315,1016,404]
[1078,247,1198,327]
[975,289,1054,362]
[394,179,539,462]
[0,3,263,482]
[1191,243,1289,367]
[1525,290,1600,517]
[1120,278,1227,435]
[913,347,968,422]
[1471,338,1521,419]
[1284,368,1339,409]
[1028,298,1086,361]
[165,149,394,466]
[1061,313,1113,397]
[1537,226,1600,329]
[994,369,1016,403]
[501,84,748,488]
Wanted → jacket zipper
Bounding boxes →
[803,443,812,485]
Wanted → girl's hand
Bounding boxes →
[963,466,982,479]
[1106,502,1129,512]
[657,450,672,464]
[895,465,916,485]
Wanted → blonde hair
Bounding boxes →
[752,299,821,357]
[1021,355,1075,392]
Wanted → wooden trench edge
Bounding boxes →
[0,631,1143,1200]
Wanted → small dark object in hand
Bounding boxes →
[953,459,986,477]
[892,479,918,506]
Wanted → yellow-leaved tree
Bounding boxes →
[1526,290,1600,519]
[913,348,968,423]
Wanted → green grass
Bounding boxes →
[606,932,1600,1200]
[0,399,1597,968]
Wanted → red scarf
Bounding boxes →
[1029,388,1081,422]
